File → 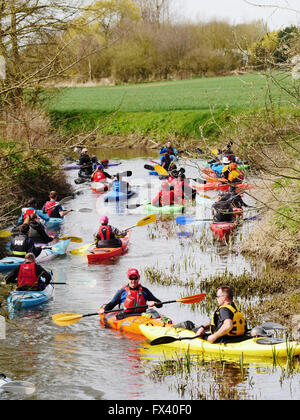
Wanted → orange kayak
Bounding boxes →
[86,231,131,263]
[210,221,236,240]
[90,182,110,193]
[99,311,173,336]
[192,182,254,192]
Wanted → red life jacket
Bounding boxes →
[17,263,38,288]
[122,284,146,313]
[98,225,112,240]
[93,170,106,182]
[44,201,58,217]
[161,188,174,206]
[23,208,36,221]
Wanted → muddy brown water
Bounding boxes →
[0,149,299,400]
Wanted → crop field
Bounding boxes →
[48,73,293,114]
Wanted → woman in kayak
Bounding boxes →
[25,213,54,244]
[10,224,45,258]
[42,191,72,219]
[5,252,52,291]
[94,216,127,248]
[18,197,50,225]
[91,165,113,182]
[212,193,234,222]
[195,286,247,343]
[99,268,162,319]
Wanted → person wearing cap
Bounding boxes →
[17,197,50,225]
[94,216,127,248]
[98,268,162,318]
[78,148,94,176]
[5,252,52,291]
[42,191,72,219]
[10,224,46,258]
[212,193,234,223]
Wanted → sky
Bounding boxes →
[176,0,300,30]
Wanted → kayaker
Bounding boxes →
[160,152,174,172]
[94,216,127,248]
[112,173,131,194]
[42,191,72,219]
[151,181,175,207]
[5,252,52,291]
[79,148,93,176]
[172,173,196,203]
[195,286,247,343]
[98,268,162,318]
[159,141,178,157]
[91,165,113,182]
[25,213,54,244]
[17,197,50,225]
[212,193,234,222]
[221,163,243,184]
[10,224,45,258]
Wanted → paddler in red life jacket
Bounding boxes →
[90,164,113,182]
[151,181,175,207]
[17,197,50,226]
[171,171,196,203]
[98,269,164,319]
[42,191,72,219]
[94,216,127,248]
[5,252,52,291]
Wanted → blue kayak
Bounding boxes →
[103,190,135,202]
[45,217,64,229]
[0,239,70,273]
[148,171,158,176]
[7,284,54,312]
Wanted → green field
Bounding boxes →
[47,73,296,139]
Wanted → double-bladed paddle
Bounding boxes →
[176,214,260,225]
[52,293,206,326]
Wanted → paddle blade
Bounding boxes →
[136,214,156,227]
[77,208,93,213]
[144,164,154,171]
[177,293,206,304]
[0,230,12,238]
[150,336,179,346]
[52,312,83,326]
[175,216,195,225]
[59,236,83,243]
[154,164,169,176]
[70,242,95,255]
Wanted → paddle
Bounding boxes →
[176,214,260,225]
[70,214,157,255]
[52,293,206,326]
[150,321,287,346]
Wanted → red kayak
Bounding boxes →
[210,221,236,241]
[86,231,131,263]
[90,182,110,193]
[233,207,243,218]
[192,182,254,192]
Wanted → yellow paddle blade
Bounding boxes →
[0,230,13,238]
[136,214,156,227]
[198,194,211,199]
[154,164,169,176]
[177,293,206,304]
[70,242,95,255]
[59,236,83,243]
[52,312,83,326]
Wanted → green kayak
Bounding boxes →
[143,201,184,215]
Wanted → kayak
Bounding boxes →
[86,231,131,263]
[62,162,121,170]
[7,284,54,312]
[203,163,250,171]
[99,310,173,336]
[192,182,254,192]
[143,201,184,215]
[90,182,110,193]
[139,325,300,359]
[103,190,135,202]
[210,221,236,240]
[0,239,70,273]
[45,217,64,229]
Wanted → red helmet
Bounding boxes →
[127,268,140,280]
[100,216,109,224]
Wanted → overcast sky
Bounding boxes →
[176,0,300,30]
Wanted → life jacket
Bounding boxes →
[44,201,58,217]
[97,225,112,240]
[122,284,147,313]
[11,234,28,256]
[210,303,246,336]
[228,169,242,183]
[93,170,106,182]
[17,262,38,288]
[23,208,36,221]
[161,183,174,206]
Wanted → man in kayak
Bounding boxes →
[18,197,50,225]
[10,224,45,258]
[5,252,52,291]
[91,165,113,182]
[94,216,127,248]
[79,148,93,176]
[151,181,175,207]
[42,191,72,219]
[221,163,243,184]
[159,141,178,158]
[25,213,54,244]
[160,152,174,172]
[195,286,247,343]
[98,268,162,318]
[212,193,234,222]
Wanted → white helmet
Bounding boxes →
[222,157,230,164]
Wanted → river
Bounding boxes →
[0,148,299,401]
